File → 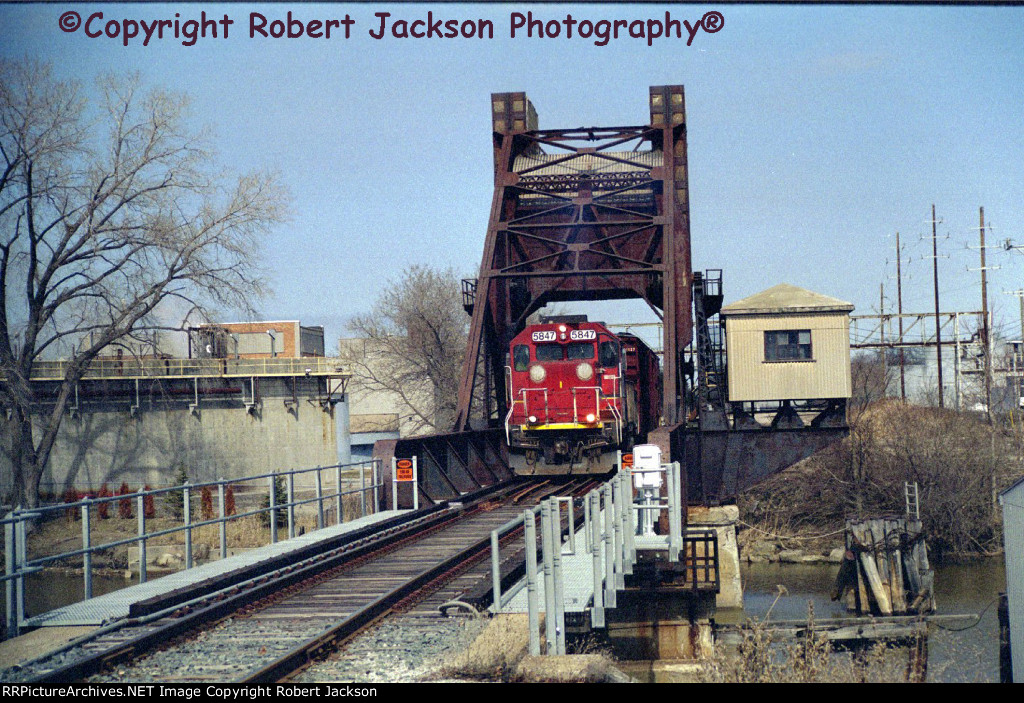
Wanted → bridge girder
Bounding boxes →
[455,86,693,431]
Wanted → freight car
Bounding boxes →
[504,316,660,474]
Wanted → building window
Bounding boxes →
[764,330,812,362]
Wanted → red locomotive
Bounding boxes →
[505,316,661,474]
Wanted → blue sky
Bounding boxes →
[3,3,1024,350]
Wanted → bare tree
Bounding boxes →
[849,352,893,420]
[0,60,287,508]
[743,401,1022,559]
[341,266,467,435]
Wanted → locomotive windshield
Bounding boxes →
[535,344,563,361]
[599,341,619,367]
[513,345,530,371]
[567,342,595,360]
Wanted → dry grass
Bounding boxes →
[701,626,916,683]
[701,604,922,684]
[442,614,532,680]
[188,514,317,550]
[515,654,619,683]
[441,614,621,683]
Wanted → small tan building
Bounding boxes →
[721,283,853,403]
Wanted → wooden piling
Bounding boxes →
[834,516,932,616]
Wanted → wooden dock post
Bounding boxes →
[834,517,933,616]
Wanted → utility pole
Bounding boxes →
[980,207,993,424]
[954,312,962,410]
[1006,289,1024,407]
[970,207,1001,423]
[971,208,999,523]
[930,204,944,408]
[880,282,887,383]
[1004,238,1024,408]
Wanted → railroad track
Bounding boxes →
[10,476,595,683]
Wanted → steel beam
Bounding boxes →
[455,87,694,432]
[373,429,511,508]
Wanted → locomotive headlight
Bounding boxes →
[529,364,546,383]
[528,415,538,424]
[586,413,596,423]
[576,362,594,381]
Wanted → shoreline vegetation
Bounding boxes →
[740,399,1023,565]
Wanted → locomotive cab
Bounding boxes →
[505,317,659,475]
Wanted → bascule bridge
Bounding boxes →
[372,86,852,660]
[376,86,847,512]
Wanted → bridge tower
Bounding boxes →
[455,87,694,432]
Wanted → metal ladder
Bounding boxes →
[904,481,920,521]
[693,270,727,414]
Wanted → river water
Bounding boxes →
[2,570,141,630]
[722,559,1006,683]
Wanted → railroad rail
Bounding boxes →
[245,479,593,683]
[11,477,593,683]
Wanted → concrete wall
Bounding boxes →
[1,376,340,499]
[688,505,743,609]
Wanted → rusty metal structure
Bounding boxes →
[374,429,509,506]
[456,86,693,431]
[376,86,848,508]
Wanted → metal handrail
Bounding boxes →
[570,386,600,424]
[519,387,550,423]
[570,385,625,442]
[490,503,543,614]
[503,401,517,445]
[19,356,350,382]
[506,372,623,431]
[506,462,687,655]
[490,496,577,618]
[3,458,382,639]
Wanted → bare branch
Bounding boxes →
[0,59,289,507]
[340,266,467,435]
